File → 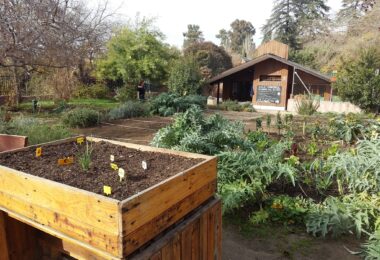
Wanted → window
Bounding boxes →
[259,75,281,82]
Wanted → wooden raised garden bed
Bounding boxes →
[0,137,217,259]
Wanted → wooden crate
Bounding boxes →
[130,197,222,260]
[0,137,217,259]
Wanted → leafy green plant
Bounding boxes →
[168,56,202,95]
[306,142,319,156]
[306,193,380,238]
[114,86,137,102]
[255,118,262,130]
[78,141,93,171]
[220,100,243,111]
[325,139,380,194]
[218,141,297,213]
[152,105,245,155]
[295,95,320,115]
[328,114,380,143]
[265,114,271,133]
[321,143,340,159]
[62,108,100,128]
[73,84,110,99]
[150,93,206,116]
[362,229,380,260]
[276,112,284,135]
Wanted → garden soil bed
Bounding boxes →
[0,137,216,257]
[0,140,203,200]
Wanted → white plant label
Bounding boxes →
[110,155,115,162]
[118,168,125,181]
[142,160,148,170]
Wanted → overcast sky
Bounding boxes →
[106,0,342,48]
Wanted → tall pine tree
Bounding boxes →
[262,0,330,49]
[183,25,204,49]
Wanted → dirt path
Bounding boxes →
[73,117,172,145]
[76,115,363,260]
[222,225,361,260]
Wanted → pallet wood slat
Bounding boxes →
[0,212,10,260]
[0,137,217,258]
[130,198,222,260]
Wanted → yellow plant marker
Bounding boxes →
[118,168,125,182]
[76,137,85,145]
[110,163,118,170]
[36,147,42,157]
[103,186,112,196]
[58,156,74,166]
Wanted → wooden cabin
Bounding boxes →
[206,41,332,111]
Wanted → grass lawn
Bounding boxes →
[16,98,119,113]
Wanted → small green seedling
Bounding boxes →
[78,141,92,171]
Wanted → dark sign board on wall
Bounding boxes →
[256,86,281,104]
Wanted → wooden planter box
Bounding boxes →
[130,197,222,260]
[0,137,217,259]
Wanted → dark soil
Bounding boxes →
[0,141,203,200]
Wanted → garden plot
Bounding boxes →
[0,136,217,258]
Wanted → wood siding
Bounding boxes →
[252,59,289,108]
[256,40,289,59]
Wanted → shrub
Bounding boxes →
[220,100,242,111]
[250,195,311,226]
[114,86,137,102]
[108,101,149,120]
[362,230,380,259]
[334,48,380,113]
[150,93,206,116]
[73,84,110,99]
[295,95,320,115]
[5,117,71,145]
[62,108,100,128]
[151,105,245,154]
[167,57,202,96]
[306,193,380,238]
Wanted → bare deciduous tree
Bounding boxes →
[0,0,113,104]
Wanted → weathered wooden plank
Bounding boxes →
[0,211,10,260]
[172,233,181,260]
[215,202,222,260]
[199,211,208,260]
[207,205,216,260]
[37,231,119,260]
[5,209,120,260]
[129,198,221,260]
[88,137,213,160]
[122,157,216,232]
[150,251,162,260]
[122,179,216,255]
[181,224,192,260]
[4,214,40,260]
[0,166,121,256]
[191,220,200,260]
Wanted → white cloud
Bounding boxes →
[105,0,342,47]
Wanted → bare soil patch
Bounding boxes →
[0,140,203,200]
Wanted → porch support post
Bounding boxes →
[291,67,295,98]
[217,82,220,105]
